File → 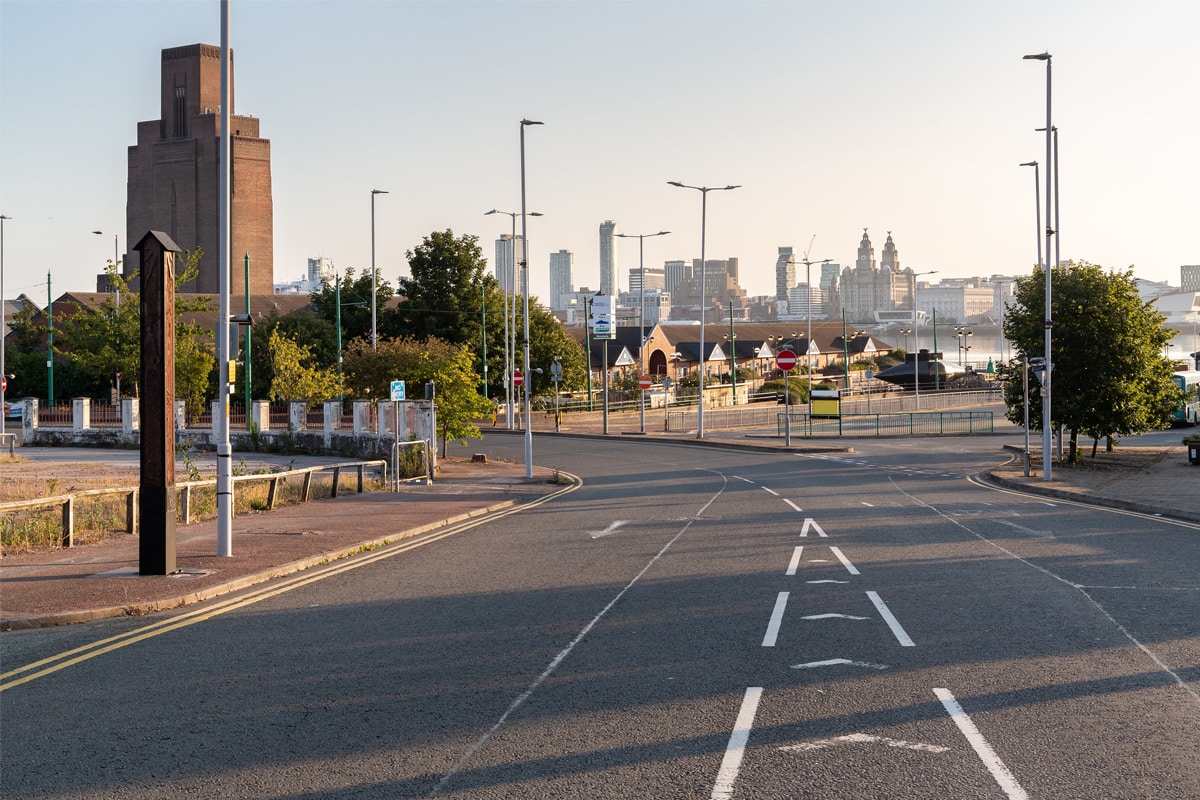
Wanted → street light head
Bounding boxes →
[520,119,544,126]
[529,212,544,217]
[484,209,499,216]
[1019,161,1038,167]
[722,185,741,191]
[372,189,388,195]
[667,181,684,188]
[658,231,671,236]
[92,230,104,235]
[1023,52,1051,60]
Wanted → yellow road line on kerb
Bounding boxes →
[1,478,579,692]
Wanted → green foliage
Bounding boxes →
[389,230,488,345]
[267,328,342,404]
[248,310,339,400]
[760,377,809,404]
[1001,261,1181,460]
[678,371,721,389]
[310,267,393,345]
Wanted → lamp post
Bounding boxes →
[793,255,831,412]
[667,181,739,439]
[1025,50,1055,481]
[955,326,973,366]
[909,270,937,409]
[519,119,542,479]
[93,231,121,400]
[370,188,388,351]
[1019,162,1042,271]
[616,229,670,434]
[899,326,911,352]
[485,208,543,430]
[0,214,9,439]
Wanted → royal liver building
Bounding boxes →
[831,230,914,323]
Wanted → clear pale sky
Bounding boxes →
[2,0,1196,305]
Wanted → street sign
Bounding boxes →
[638,375,652,390]
[776,349,797,371]
[390,380,406,402]
[513,370,524,387]
[590,294,616,340]
[1,377,6,392]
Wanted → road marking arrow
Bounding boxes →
[589,520,628,539]
[799,518,828,538]
[779,733,949,754]
[791,659,889,670]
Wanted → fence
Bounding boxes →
[0,460,387,549]
[773,410,995,437]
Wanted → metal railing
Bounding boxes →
[0,460,387,549]
[774,410,995,437]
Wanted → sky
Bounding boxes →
[2,0,1198,306]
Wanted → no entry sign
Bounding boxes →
[776,349,797,371]
[638,375,652,390]
[513,370,524,387]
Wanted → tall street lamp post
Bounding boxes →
[519,119,542,479]
[370,188,388,351]
[616,229,669,434]
[1019,162,1042,271]
[1025,50,1055,481]
[909,270,937,409]
[0,214,9,439]
[793,255,831,411]
[485,208,542,430]
[93,230,121,399]
[667,181,739,439]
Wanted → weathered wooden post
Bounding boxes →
[135,231,180,575]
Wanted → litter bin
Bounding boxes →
[1188,441,1200,465]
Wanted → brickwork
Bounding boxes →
[122,44,272,295]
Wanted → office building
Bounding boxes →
[495,234,526,296]
[599,220,618,296]
[549,249,574,310]
[775,247,796,302]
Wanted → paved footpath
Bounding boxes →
[2,432,1196,630]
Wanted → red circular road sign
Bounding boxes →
[776,349,797,371]
[1,377,6,392]
[512,370,524,387]
[638,375,652,390]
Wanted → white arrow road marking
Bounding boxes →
[762,592,789,647]
[867,591,915,646]
[806,579,848,584]
[799,518,828,538]
[736,476,754,483]
[935,689,1029,799]
[786,546,804,575]
[784,499,803,512]
[829,546,861,575]
[780,733,950,754]
[807,559,830,563]
[791,659,889,670]
[762,486,779,496]
[588,520,628,539]
[802,613,868,620]
[861,501,874,507]
[710,687,763,800]
[995,519,1054,538]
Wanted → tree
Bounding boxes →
[248,309,339,401]
[1001,261,1181,460]
[341,335,492,455]
[310,267,392,346]
[389,230,488,346]
[267,328,342,404]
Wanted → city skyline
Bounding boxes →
[2,1,1196,306]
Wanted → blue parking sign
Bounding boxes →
[390,380,406,401]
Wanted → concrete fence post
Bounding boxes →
[251,401,270,432]
[289,401,307,432]
[353,400,372,435]
[72,397,91,432]
[122,397,140,435]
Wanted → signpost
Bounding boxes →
[389,380,405,490]
[550,358,562,432]
[776,349,797,447]
[512,370,524,430]
[638,374,652,434]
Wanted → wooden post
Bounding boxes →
[134,231,180,575]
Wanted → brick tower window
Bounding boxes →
[174,85,187,138]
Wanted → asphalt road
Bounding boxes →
[2,433,1197,799]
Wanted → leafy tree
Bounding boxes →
[341,335,492,455]
[176,325,216,424]
[248,310,339,401]
[389,230,488,345]
[1002,261,1181,460]
[267,328,342,404]
[310,267,392,346]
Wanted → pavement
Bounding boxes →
[2,427,1197,630]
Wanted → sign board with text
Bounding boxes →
[590,294,615,340]
[390,380,406,402]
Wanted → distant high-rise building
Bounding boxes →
[122,43,273,295]
[664,259,690,296]
[548,249,574,310]
[775,247,796,302]
[1182,265,1200,292]
[629,267,665,293]
[307,256,334,287]
[495,234,526,296]
[599,220,618,296]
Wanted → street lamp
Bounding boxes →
[370,188,388,351]
[667,181,739,438]
[485,208,543,431]
[791,254,831,411]
[1025,50,1055,481]
[519,119,542,479]
[909,270,937,409]
[93,230,121,399]
[955,326,974,366]
[899,326,911,352]
[616,229,670,434]
[1019,162,1042,270]
[0,214,9,439]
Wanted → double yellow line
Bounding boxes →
[1,476,579,692]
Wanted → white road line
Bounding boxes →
[807,579,848,584]
[934,689,1029,800]
[762,592,789,647]
[861,501,874,507]
[784,498,803,512]
[736,476,754,483]
[763,486,779,496]
[710,687,763,800]
[780,732,949,754]
[801,613,868,620]
[799,518,828,538]
[786,546,804,576]
[829,546,860,575]
[866,590,915,646]
[588,520,628,539]
[792,658,889,670]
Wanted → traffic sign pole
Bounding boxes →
[776,349,797,447]
[638,374,652,434]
